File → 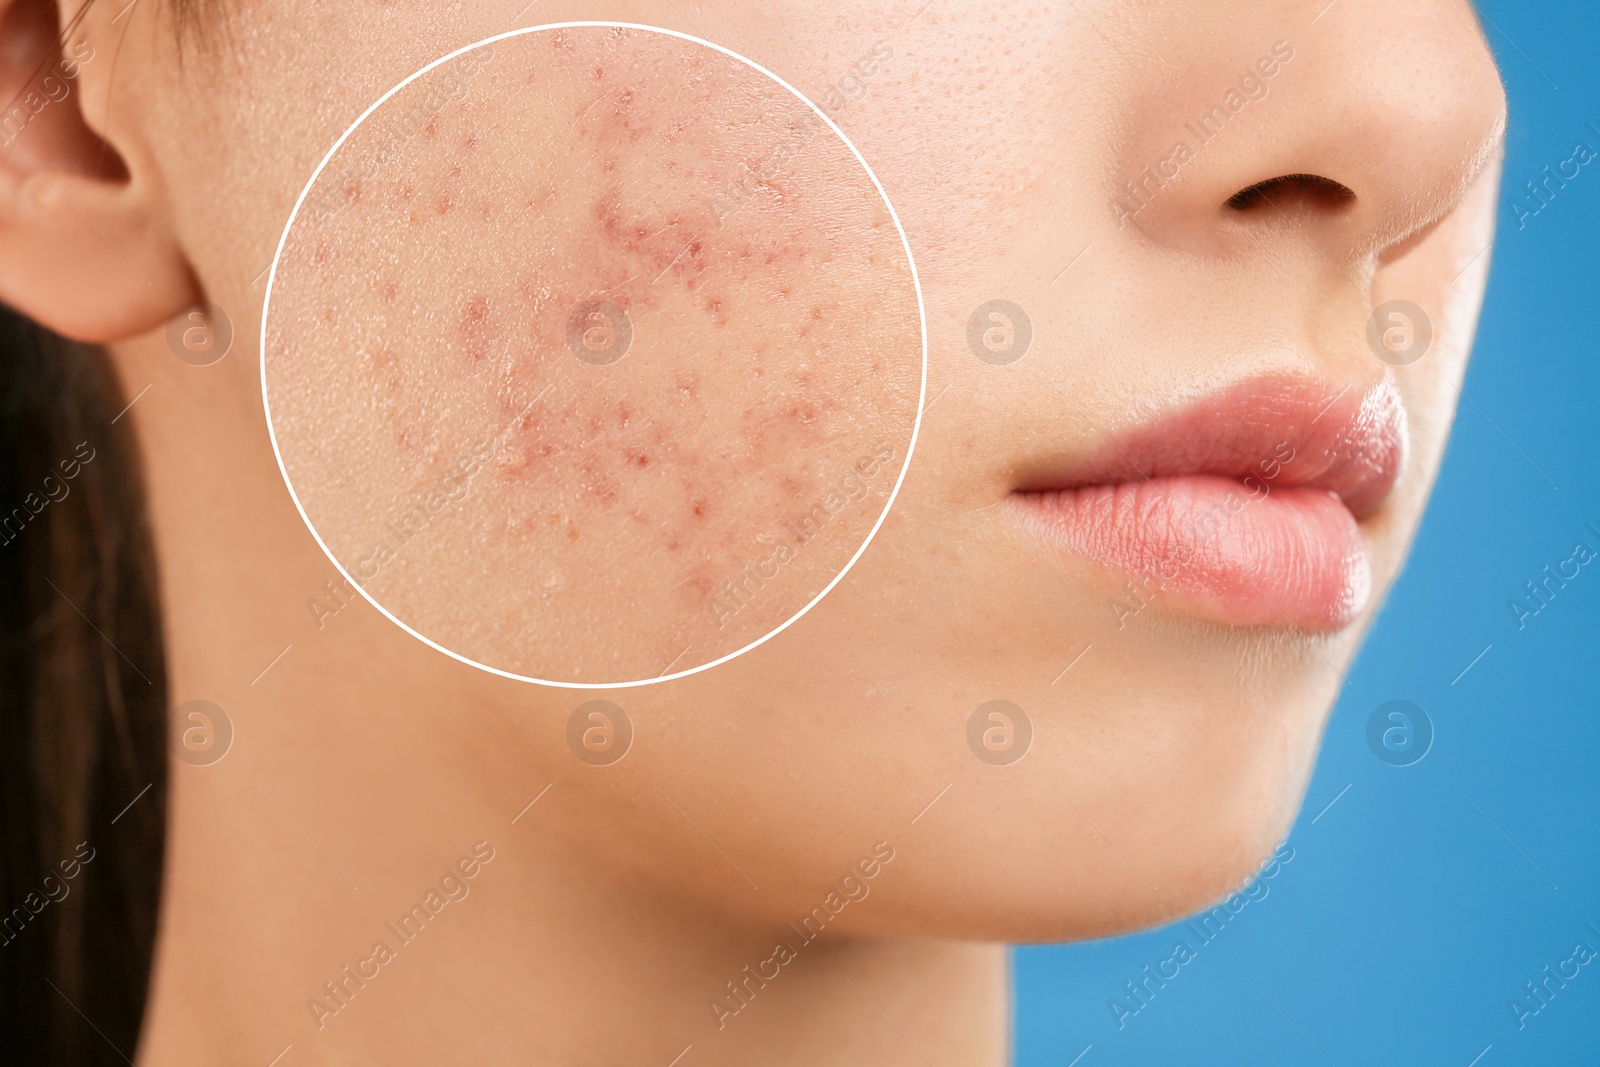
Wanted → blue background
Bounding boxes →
[1014,3,1600,1064]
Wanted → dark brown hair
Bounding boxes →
[0,302,168,1065]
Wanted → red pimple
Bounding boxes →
[507,436,556,476]
[579,459,620,506]
[457,295,492,362]
[593,193,622,235]
[788,401,819,426]
[368,344,402,390]
[436,189,455,215]
[394,424,420,453]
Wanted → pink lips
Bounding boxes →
[1011,376,1406,629]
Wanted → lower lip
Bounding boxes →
[1014,475,1372,629]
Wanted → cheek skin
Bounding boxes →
[264,27,921,682]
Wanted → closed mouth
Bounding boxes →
[1009,374,1407,629]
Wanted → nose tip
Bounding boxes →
[1113,1,1507,268]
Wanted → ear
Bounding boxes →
[0,0,196,343]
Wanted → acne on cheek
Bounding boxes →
[362,40,877,558]
[469,318,851,577]
[272,28,916,662]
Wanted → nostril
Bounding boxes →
[1226,173,1356,212]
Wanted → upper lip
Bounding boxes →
[1010,374,1407,519]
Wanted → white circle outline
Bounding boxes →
[260,21,928,690]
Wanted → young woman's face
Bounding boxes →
[43,0,1504,939]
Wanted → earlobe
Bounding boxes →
[0,165,198,342]
[0,0,196,343]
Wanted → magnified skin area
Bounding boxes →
[264,26,921,683]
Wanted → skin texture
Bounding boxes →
[265,27,921,683]
[0,0,1504,1064]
